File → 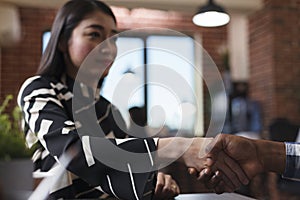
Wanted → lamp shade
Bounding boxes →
[193,0,230,27]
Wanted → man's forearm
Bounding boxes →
[255,139,286,174]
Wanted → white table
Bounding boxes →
[176,192,255,200]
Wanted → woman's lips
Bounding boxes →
[94,58,114,66]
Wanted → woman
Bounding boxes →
[18,0,248,199]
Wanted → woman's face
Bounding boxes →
[65,10,118,79]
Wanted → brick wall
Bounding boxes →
[249,0,300,134]
[0,8,56,109]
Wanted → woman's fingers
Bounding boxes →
[169,179,180,195]
[188,167,198,177]
[154,172,180,199]
[155,172,165,197]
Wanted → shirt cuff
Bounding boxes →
[282,142,300,181]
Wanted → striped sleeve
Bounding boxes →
[18,76,158,199]
[282,142,300,181]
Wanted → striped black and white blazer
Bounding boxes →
[18,75,157,200]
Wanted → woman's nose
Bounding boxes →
[99,38,117,56]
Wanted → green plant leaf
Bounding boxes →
[0,95,33,160]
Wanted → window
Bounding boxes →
[146,35,195,131]
[101,37,145,126]
[102,34,196,133]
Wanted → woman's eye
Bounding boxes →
[89,32,101,39]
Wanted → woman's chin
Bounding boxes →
[77,65,110,81]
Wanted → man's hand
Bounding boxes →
[206,134,264,180]
[189,134,286,194]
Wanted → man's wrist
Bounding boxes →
[255,139,285,173]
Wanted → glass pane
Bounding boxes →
[146,35,195,133]
[101,37,145,126]
[42,31,51,53]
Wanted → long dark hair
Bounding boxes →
[37,0,116,78]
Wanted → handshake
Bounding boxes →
[157,133,286,194]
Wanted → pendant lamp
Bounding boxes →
[193,0,230,27]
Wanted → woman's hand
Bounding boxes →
[153,172,180,200]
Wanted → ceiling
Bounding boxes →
[0,0,263,14]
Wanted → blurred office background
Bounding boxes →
[0,0,299,199]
